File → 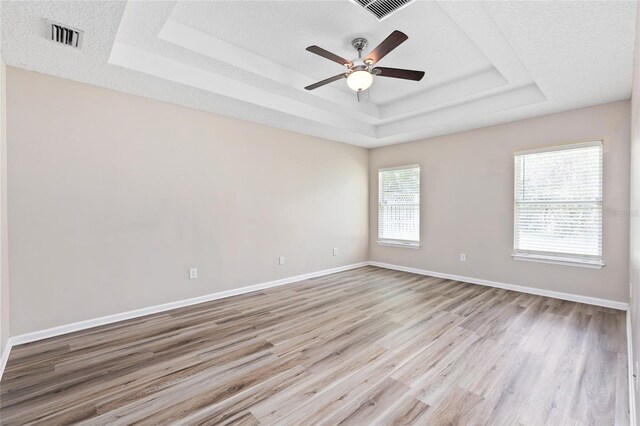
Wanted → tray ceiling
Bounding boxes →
[1,1,636,148]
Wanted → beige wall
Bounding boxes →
[6,67,369,335]
[4,65,634,339]
[629,2,640,416]
[370,101,631,303]
[1,61,8,356]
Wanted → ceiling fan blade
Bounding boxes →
[373,67,425,81]
[304,73,347,90]
[306,46,352,67]
[365,30,408,65]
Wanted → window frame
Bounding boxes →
[512,140,604,269]
[377,164,421,249]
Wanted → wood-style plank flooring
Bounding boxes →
[0,266,629,425]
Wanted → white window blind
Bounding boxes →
[514,141,603,265]
[378,165,420,245]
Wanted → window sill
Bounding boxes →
[377,240,420,249]
[512,253,604,269]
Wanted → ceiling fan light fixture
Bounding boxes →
[347,70,373,91]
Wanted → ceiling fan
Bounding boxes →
[304,30,424,94]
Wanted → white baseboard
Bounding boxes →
[0,339,11,381]
[628,311,637,426]
[0,261,368,380]
[369,261,629,311]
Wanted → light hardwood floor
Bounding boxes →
[0,266,629,425]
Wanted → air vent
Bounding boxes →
[352,0,416,21]
[48,21,83,48]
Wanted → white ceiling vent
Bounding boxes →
[48,20,83,48]
[352,0,416,21]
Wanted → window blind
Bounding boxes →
[514,142,603,263]
[378,165,420,243]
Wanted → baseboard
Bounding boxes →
[369,261,629,311]
[0,261,368,381]
[628,311,637,426]
[0,339,11,382]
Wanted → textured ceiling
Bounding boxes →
[1,1,637,148]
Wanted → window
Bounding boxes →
[378,165,420,248]
[513,141,603,268]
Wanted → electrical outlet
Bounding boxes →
[279,256,285,265]
[333,248,338,256]
[459,253,466,262]
[189,267,198,280]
